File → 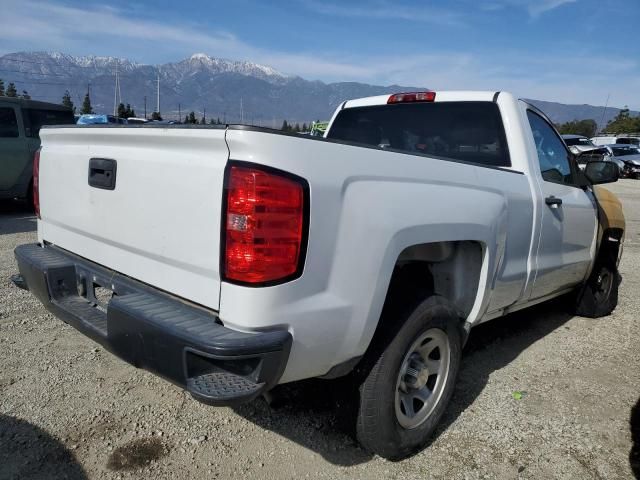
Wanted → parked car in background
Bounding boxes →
[77,114,128,125]
[575,147,627,176]
[562,134,597,152]
[613,136,640,146]
[126,117,149,125]
[622,156,640,178]
[604,144,640,158]
[0,97,75,202]
[604,144,640,178]
[592,134,640,146]
[591,135,618,146]
[574,144,640,178]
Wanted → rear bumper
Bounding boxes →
[14,243,292,406]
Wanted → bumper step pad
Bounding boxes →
[188,371,264,403]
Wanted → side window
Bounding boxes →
[0,107,19,138]
[526,110,574,184]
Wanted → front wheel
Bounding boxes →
[356,297,462,460]
[575,262,620,318]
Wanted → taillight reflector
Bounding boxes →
[33,148,41,219]
[223,164,307,285]
[387,91,436,104]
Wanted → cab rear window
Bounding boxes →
[327,101,510,167]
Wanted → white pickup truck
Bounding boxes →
[14,91,625,459]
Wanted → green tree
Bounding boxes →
[62,90,75,113]
[0,79,4,96]
[556,119,598,138]
[209,118,216,125]
[605,107,640,133]
[119,103,136,118]
[217,117,222,125]
[117,102,127,118]
[281,120,289,131]
[80,92,94,114]
[150,111,162,121]
[302,123,308,132]
[184,115,189,124]
[294,123,300,133]
[5,82,17,97]
[188,111,197,124]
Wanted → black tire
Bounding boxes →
[575,260,620,318]
[356,297,462,460]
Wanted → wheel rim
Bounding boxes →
[394,328,451,429]
[594,267,613,303]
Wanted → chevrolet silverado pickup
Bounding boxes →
[14,91,625,459]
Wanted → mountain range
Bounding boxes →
[0,51,635,127]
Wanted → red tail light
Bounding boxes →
[387,91,436,104]
[33,148,41,219]
[223,164,308,285]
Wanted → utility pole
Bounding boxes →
[599,93,611,133]
[178,103,181,123]
[144,96,147,119]
[113,60,120,116]
[156,70,160,116]
[203,107,206,124]
[240,97,244,124]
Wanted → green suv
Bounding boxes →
[0,97,75,203]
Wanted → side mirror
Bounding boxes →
[584,161,619,185]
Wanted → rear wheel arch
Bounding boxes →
[362,240,484,364]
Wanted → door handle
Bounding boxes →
[545,196,562,207]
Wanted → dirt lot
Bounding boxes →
[1,181,639,480]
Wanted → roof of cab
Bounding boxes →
[343,91,501,109]
[0,96,72,111]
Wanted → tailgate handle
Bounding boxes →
[88,158,117,190]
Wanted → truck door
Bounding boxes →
[526,109,597,300]
[0,105,28,193]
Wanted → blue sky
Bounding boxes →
[1,0,639,109]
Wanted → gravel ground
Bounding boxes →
[1,181,639,480]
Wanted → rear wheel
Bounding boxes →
[356,297,462,460]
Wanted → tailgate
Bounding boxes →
[37,126,228,310]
